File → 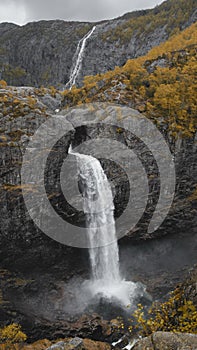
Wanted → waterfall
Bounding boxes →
[69,147,140,306]
[66,26,96,89]
[75,152,121,283]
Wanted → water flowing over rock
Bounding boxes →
[73,151,120,282]
[70,149,139,306]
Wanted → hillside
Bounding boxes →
[0,0,196,87]
[62,22,197,139]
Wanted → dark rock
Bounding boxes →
[112,335,129,349]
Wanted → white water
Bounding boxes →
[66,26,96,89]
[74,151,121,282]
[69,147,139,306]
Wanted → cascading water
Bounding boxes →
[69,147,140,306]
[66,26,96,89]
[75,152,120,283]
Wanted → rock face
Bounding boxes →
[132,331,197,350]
[0,88,196,339]
[1,94,196,248]
[0,0,196,87]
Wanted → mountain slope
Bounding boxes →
[62,22,197,139]
[0,0,196,88]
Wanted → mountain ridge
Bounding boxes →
[0,0,196,88]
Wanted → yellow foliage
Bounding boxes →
[49,86,57,98]
[0,324,27,344]
[27,96,37,108]
[129,288,197,336]
[0,80,7,88]
[188,187,197,201]
[147,22,197,60]
[62,22,197,138]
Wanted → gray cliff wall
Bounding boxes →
[0,96,196,267]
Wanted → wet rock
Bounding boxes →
[112,335,129,349]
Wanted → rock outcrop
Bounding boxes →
[132,331,197,350]
[46,337,111,350]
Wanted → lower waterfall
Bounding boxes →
[69,147,141,306]
[75,152,120,283]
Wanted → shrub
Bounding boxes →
[0,324,27,344]
[0,80,7,88]
[129,287,197,336]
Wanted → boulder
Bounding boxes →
[132,332,197,350]
[47,338,84,350]
[46,337,111,350]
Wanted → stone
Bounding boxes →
[132,332,197,350]
[46,338,111,350]
[47,341,66,350]
[40,94,61,111]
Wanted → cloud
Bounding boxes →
[0,0,164,25]
[0,0,26,24]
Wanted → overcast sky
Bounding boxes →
[0,0,164,25]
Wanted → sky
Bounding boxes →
[0,0,164,26]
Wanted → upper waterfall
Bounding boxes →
[70,147,121,282]
[66,26,96,89]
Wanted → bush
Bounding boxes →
[129,287,197,336]
[0,80,7,88]
[0,324,27,344]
